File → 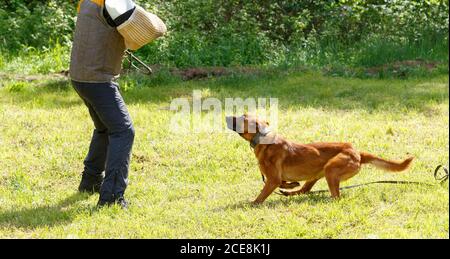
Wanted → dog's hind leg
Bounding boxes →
[299,179,319,193]
[324,151,361,198]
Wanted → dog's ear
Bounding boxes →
[257,119,270,127]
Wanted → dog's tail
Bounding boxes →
[360,152,414,172]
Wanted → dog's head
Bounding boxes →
[226,114,271,142]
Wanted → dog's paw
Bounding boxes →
[251,200,263,206]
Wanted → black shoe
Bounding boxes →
[115,197,129,210]
[78,172,103,194]
[97,198,114,208]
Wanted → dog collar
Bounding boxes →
[250,130,272,149]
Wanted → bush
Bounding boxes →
[0,41,70,74]
[0,0,448,69]
[0,0,76,51]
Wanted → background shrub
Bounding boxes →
[0,0,448,69]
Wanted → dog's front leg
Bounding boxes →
[253,180,280,204]
[253,166,281,204]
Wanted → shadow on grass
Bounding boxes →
[1,72,448,113]
[218,192,333,211]
[0,192,92,229]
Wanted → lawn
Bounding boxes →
[0,71,448,238]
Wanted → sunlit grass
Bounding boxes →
[0,72,448,238]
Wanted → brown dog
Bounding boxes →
[226,114,414,204]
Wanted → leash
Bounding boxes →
[266,165,449,196]
[124,50,153,75]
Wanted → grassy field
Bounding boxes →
[0,71,448,238]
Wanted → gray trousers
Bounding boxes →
[72,80,135,201]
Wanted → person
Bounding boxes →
[69,0,166,209]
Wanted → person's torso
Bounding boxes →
[70,0,126,83]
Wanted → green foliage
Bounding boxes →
[6,81,27,92]
[0,0,448,69]
[0,0,76,51]
[135,0,449,67]
[0,41,70,74]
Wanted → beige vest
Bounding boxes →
[70,0,126,83]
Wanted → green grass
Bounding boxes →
[0,71,448,238]
[0,42,70,75]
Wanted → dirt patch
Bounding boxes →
[0,71,68,82]
[170,67,231,80]
[365,59,441,76]
[169,67,263,80]
[123,65,263,80]
[392,59,439,69]
[1,67,255,84]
